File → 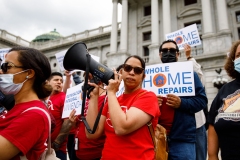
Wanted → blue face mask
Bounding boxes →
[234,57,240,73]
[0,70,29,95]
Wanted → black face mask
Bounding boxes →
[161,51,177,63]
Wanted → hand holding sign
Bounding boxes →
[184,44,191,59]
[166,94,181,108]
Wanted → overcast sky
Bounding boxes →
[0,0,122,41]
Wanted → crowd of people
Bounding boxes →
[0,40,239,160]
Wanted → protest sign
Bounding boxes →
[55,50,100,72]
[116,80,124,97]
[165,24,201,50]
[55,50,67,71]
[142,61,195,96]
[0,48,10,63]
[62,83,83,118]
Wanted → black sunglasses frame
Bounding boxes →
[123,64,144,75]
[1,62,24,73]
[161,48,177,53]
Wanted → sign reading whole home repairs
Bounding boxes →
[165,24,201,50]
[142,61,195,96]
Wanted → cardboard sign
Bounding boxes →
[165,24,201,50]
[62,83,84,118]
[142,61,195,96]
[55,50,100,72]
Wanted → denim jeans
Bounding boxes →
[196,125,207,160]
[56,150,67,160]
[168,140,196,160]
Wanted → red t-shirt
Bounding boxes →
[75,95,106,160]
[48,92,67,153]
[0,100,49,160]
[101,89,160,160]
[158,97,175,135]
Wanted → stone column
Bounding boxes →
[149,0,160,64]
[202,0,231,54]
[162,0,171,39]
[110,0,118,54]
[216,0,229,31]
[201,0,213,34]
[119,0,128,53]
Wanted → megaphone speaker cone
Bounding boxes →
[63,42,114,85]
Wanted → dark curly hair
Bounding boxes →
[159,39,180,52]
[8,46,52,99]
[224,40,240,79]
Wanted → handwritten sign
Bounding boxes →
[62,83,83,118]
[165,24,201,50]
[55,50,100,72]
[142,61,195,96]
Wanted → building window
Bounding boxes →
[143,32,151,41]
[184,0,197,6]
[144,5,151,16]
[236,11,240,23]
[185,21,202,32]
[143,46,149,56]
[238,28,240,39]
[143,46,149,63]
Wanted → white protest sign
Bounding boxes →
[55,50,67,71]
[62,83,83,118]
[0,48,10,63]
[165,24,201,50]
[142,61,195,96]
[116,80,124,97]
[55,50,100,72]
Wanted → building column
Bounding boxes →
[110,0,118,54]
[149,0,160,64]
[201,0,213,34]
[216,0,229,32]
[119,0,128,53]
[202,0,231,54]
[162,0,171,39]
[107,0,130,69]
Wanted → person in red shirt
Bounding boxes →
[0,46,52,160]
[75,73,106,160]
[86,55,160,160]
[48,72,76,160]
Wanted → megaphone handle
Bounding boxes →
[81,54,91,116]
[81,54,106,134]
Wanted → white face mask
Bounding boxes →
[0,70,29,95]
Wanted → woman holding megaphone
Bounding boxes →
[86,55,160,160]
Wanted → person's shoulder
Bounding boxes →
[58,92,66,97]
[141,89,157,97]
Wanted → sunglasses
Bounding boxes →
[123,64,144,75]
[1,62,24,73]
[161,48,177,53]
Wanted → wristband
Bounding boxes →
[187,56,192,60]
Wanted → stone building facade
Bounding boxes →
[0,0,240,106]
